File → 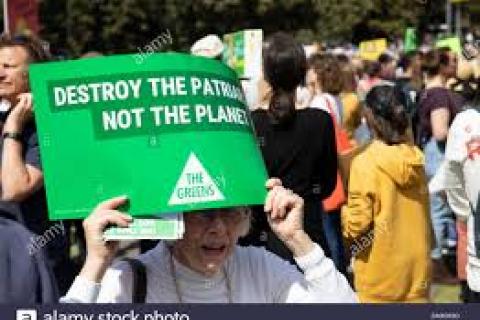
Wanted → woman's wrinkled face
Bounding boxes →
[172,208,248,276]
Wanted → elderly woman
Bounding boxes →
[61,179,357,303]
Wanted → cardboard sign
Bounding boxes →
[359,39,387,61]
[29,53,268,220]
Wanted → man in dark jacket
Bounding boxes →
[0,217,58,303]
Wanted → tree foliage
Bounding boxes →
[364,0,426,37]
[27,0,453,57]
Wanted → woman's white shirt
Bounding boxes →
[310,93,341,124]
[444,108,480,292]
[61,242,358,303]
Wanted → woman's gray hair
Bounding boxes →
[236,206,252,237]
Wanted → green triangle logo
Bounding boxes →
[168,152,225,205]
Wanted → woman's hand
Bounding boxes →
[79,196,132,283]
[264,178,314,257]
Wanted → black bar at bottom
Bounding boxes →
[5,304,480,320]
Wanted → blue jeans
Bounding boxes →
[424,138,457,259]
[322,209,347,274]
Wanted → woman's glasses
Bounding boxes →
[186,209,247,225]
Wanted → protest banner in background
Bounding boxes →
[359,38,387,61]
[223,29,263,109]
[436,37,462,54]
[404,28,417,53]
[222,29,262,80]
[29,53,268,220]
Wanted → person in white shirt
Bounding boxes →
[61,179,357,303]
[444,103,480,302]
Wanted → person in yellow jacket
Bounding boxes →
[342,85,432,303]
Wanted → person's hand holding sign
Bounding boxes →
[80,196,132,283]
[264,178,315,258]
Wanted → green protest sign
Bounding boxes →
[29,53,268,220]
[436,37,462,54]
[404,28,417,53]
[222,29,262,79]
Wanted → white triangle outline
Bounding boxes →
[168,152,225,205]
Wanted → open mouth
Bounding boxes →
[201,245,227,256]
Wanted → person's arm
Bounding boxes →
[62,260,136,303]
[430,108,450,142]
[1,137,43,201]
[341,156,376,240]
[264,179,357,303]
[290,243,357,303]
[444,114,471,221]
[61,196,132,303]
[1,93,43,201]
[444,161,471,221]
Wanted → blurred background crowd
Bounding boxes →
[1,0,480,304]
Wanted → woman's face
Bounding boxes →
[172,208,248,276]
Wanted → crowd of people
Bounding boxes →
[1,29,480,303]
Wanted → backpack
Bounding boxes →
[123,258,147,303]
